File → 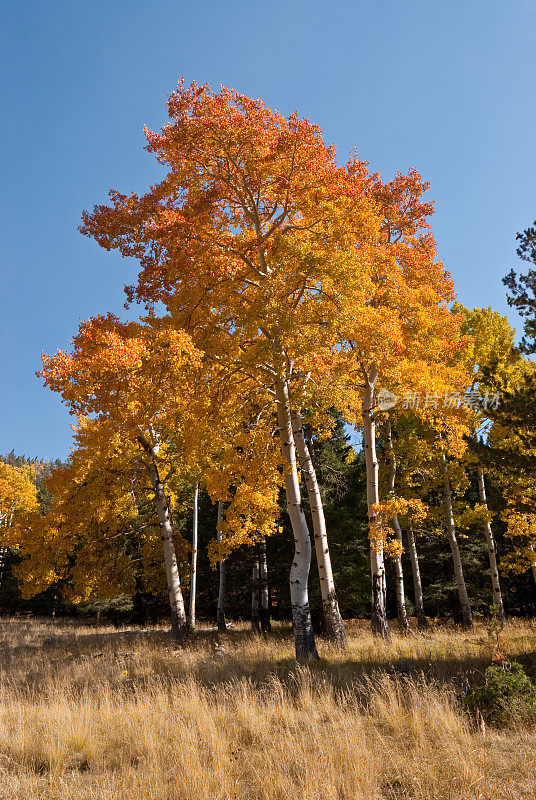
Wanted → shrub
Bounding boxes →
[464,660,536,726]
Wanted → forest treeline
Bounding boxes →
[2,420,536,629]
[2,81,536,658]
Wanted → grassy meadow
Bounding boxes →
[0,617,535,799]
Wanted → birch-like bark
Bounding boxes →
[137,434,188,644]
[406,521,427,628]
[384,418,410,632]
[188,482,199,630]
[216,500,227,633]
[439,452,473,629]
[291,410,347,649]
[0,547,7,592]
[391,517,409,631]
[259,538,271,633]
[251,554,260,633]
[275,377,319,660]
[477,466,506,625]
[362,367,390,639]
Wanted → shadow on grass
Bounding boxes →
[1,618,536,698]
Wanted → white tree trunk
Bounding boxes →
[275,377,319,660]
[0,547,8,592]
[137,434,188,644]
[188,482,199,630]
[406,521,427,628]
[392,517,409,632]
[291,410,347,648]
[477,466,506,625]
[259,538,271,633]
[251,554,260,633]
[216,500,227,632]
[362,367,390,639]
[439,452,473,629]
[385,418,410,632]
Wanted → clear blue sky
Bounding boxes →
[2,0,535,460]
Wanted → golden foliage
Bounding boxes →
[0,462,38,533]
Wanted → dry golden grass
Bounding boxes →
[0,617,535,799]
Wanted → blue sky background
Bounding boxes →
[2,0,536,460]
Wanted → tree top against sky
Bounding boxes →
[3,0,535,458]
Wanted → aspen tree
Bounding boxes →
[406,520,427,629]
[477,466,505,625]
[332,166,469,637]
[80,81,374,654]
[291,409,347,647]
[80,81,467,649]
[38,316,208,643]
[383,411,471,629]
[11,426,175,610]
[0,463,39,593]
[0,463,38,529]
[251,539,270,634]
[216,500,227,632]
[454,304,528,624]
[251,552,260,633]
[439,450,473,629]
[137,430,188,642]
[258,538,271,633]
[382,420,428,628]
[383,417,410,632]
[189,482,199,629]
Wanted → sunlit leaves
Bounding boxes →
[0,463,38,531]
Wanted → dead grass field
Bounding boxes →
[0,617,535,799]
